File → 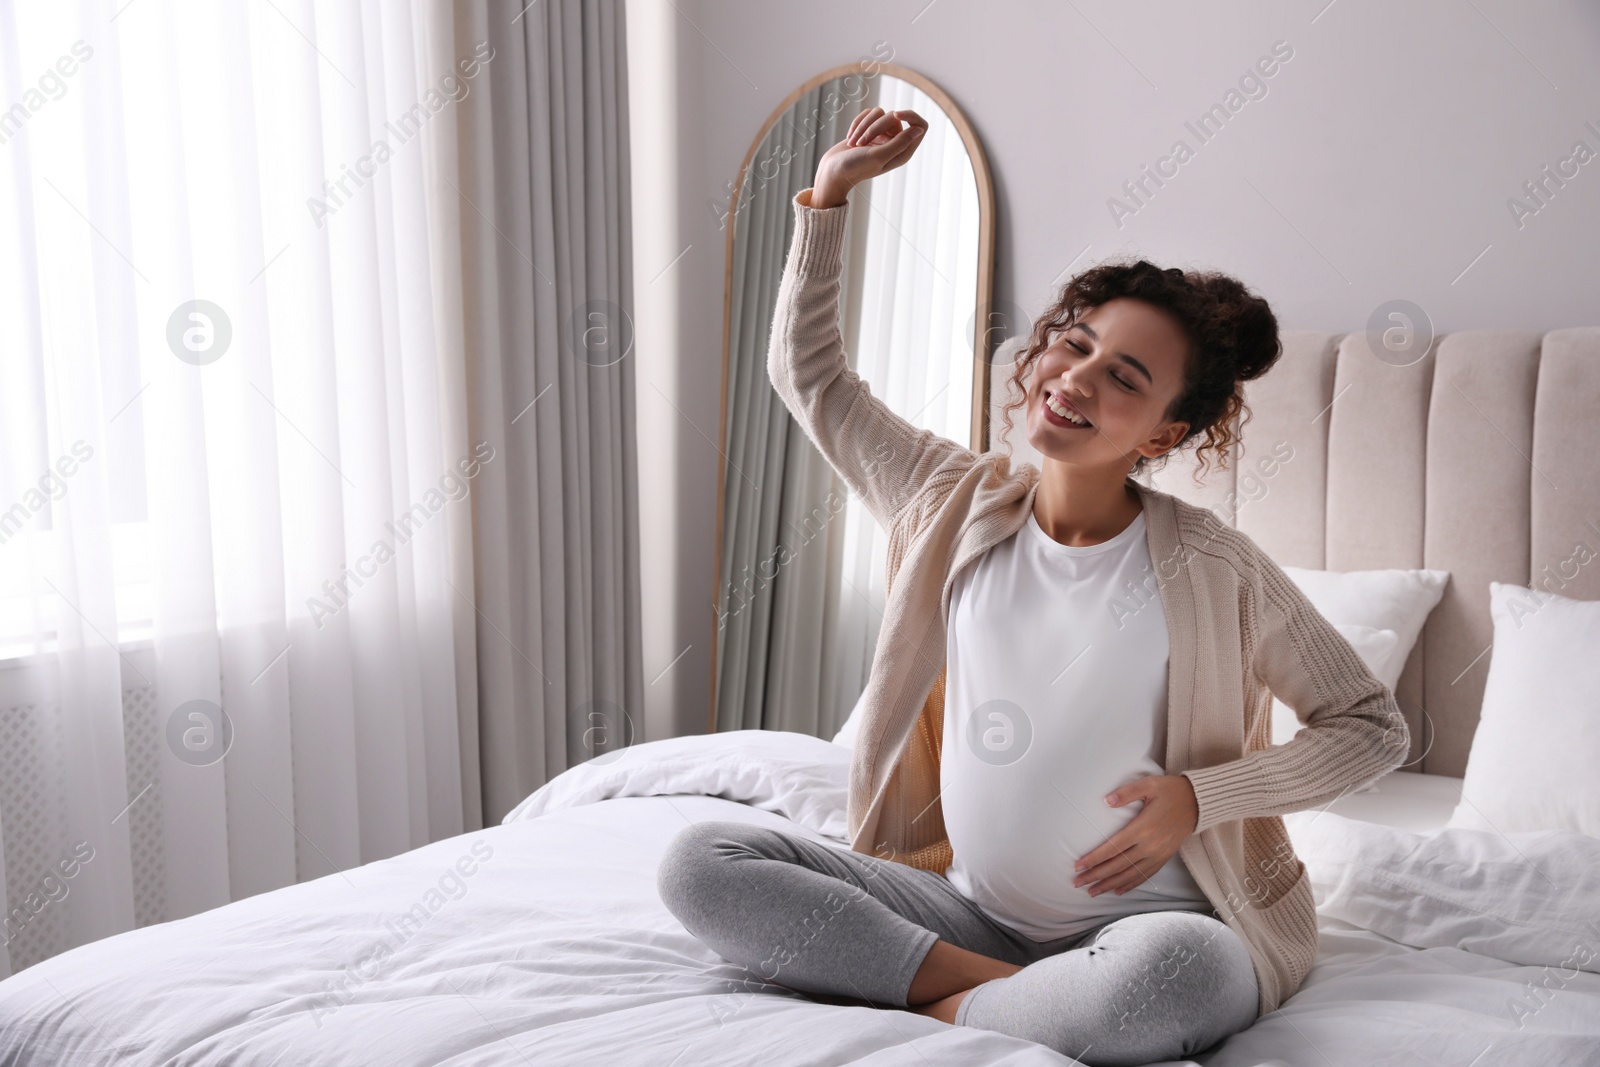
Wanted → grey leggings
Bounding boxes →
[657,820,1259,1066]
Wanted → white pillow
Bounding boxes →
[831,687,868,748]
[1447,582,1600,838]
[1279,565,1449,664]
[501,729,852,839]
[1271,566,1448,791]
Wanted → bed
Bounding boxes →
[3,327,1599,1065]
[0,730,1596,1066]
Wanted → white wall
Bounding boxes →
[631,0,1600,739]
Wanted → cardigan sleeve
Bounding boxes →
[764,187,978,533]
[1179,546,1411,834]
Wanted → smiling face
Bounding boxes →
[1025,297,1195,471]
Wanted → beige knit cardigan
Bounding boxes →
[765,187,1411,1017]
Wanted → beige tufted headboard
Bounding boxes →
[990,328,1600,777]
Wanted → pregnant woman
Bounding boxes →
[657,107,1408,1065]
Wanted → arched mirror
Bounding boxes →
[710,62,997,737]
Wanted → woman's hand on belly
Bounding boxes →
[1070,775,1200,897]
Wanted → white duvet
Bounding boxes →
[1,730,1597,1066]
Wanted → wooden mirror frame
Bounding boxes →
[709,61,998,732]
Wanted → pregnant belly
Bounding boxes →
[941,762,1208,936]
[945,775,1142,880]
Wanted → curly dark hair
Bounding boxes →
[999,258,1283,482]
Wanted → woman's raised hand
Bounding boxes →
[810,107,929,209]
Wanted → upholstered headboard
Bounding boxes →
[990,328,1600,777]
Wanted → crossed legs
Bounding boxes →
[656,820,1031,1008]
[656,820,1258,1065]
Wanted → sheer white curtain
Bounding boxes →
[0,0,478,978]
[829,78,980,726]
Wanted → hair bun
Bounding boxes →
[1228,303,1282,381]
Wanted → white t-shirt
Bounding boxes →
[940,506,1214,942]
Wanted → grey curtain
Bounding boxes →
[455,0,643,824]
[714,77,868,736]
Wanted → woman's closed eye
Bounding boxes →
[1065,340,1138,392]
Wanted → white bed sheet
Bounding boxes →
[1196,915,1600,1066]
[0,731,1595,1067]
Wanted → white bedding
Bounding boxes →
[1,730,1597,1066]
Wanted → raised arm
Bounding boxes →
[1179,545,1411,834]
[768,189,977,531]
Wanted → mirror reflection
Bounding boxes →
[711,65,995,738]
